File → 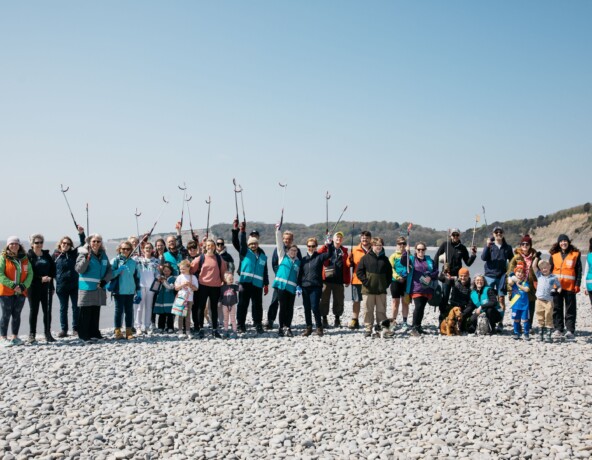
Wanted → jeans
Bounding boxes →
[57,288,79,332]
[114,294,134,328]
[302,286,322,328]
[0,295,26,337]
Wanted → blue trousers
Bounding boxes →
[57,288,79,332]
[114,294,134,328]
[302,286,322,328]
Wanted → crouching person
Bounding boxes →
[468,274,503,334]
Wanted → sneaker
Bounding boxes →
[523,334,530,341]
[45,334,57,343]
[334,317,341,328]
[348,318,360,330]
[255,324,264,335]
[198,329,205,339]
[552,330,564,341]
[178,333,185,339]
[364,330,372,338]
[286,328,294,338]
[410,328,420,338]
[12,337,23,346]
[27,334,36,344]
[401,322,409,331]
[496,323,504,334]
[513,334,521,341]
[277,328,285,338]
[72,330,78,336]
[322,316,330,329]
[2,338,14,347]
[539,328,546,342]
[546,330,553,343]
[57,331,67,338]
[212,330,221,339]
[231,332,238,339]
[155,328,163,334]
[167,329,174,334]
[565,331,575,341]
[264,322,273,331]
[238,325,247,334]
[185,333,192,339]
[417,326,426,335]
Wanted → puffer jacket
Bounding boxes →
[301,243,334,288]
[356,250,392,295]
[53,233,86,293]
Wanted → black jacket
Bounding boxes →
[52,233,86,293]
[434,240,476,276]
[356,250,392,295]
[27,249,56,292]
[300,244,333,288]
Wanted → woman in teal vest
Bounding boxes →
[272,226,301,337]
[584,238,592,304]
[110,241,141,340]
[75,234,112,342]
[467,274,503,334]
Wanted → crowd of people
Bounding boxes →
[1,220,591,346]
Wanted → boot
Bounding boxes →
[27,333,36,344]
[45,333,56,343]
[315,327,324,337]
[322,316,329,329]
[126,328,134,340]
[539,327,546,342]
[302,326,313,337]
[334,316,341,328]
[348,318,359,330]
[114,328,124,340]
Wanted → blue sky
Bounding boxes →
[1,1,590,241]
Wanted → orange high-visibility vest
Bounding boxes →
[551,251,580,292]
[0,255,30,296]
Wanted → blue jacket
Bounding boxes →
[110,255,140,295]
[53,232,86,293]
[154,276,176,313]
[481,241,513,278]
[238,231,269,288]
[469,286,502,314]
[273,256,301,294]
[78,251,110,291]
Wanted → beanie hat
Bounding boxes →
[247,236,259,245]
[6,236,20,245]
[520,234,532,245]
[450,228,461,235]
[557,234,571,244]
[458,268,469,276]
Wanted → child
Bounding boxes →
[174,260,198,338]
[219,272,239,338]
[507,262,531,340]
[533,258,561,342]
[154,263,176,333]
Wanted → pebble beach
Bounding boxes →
[2,294,592,460]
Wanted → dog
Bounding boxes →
[440,306,462,336]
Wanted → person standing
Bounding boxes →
[111,241,141,340]
[355,237,392,338]
[508,235,540,326]
[480,226,513,332]
[549,234,582,341]
[191,239,227,338]
[26,234,57,343]
[401,242,439,337]
[434,229,476,324]
[318,231,350,328]
[583,238,592,305]
[53,227,86,337]
[216,238,235,274]
[135,241,160,334]
[0,237,33,347]
[348,231,372,329]
[266,230,301,330]
[300,236,334,336]
[272,226,301,337]
[388,236,410,329]
[75,234,112,342]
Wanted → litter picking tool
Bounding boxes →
[60,184,79,231]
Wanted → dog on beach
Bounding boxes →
[440,306,462,336]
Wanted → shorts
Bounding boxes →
[511,309,529,322]
[351,284,363,303]
[390,280,406,299]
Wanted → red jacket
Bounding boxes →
[318,244,351,284]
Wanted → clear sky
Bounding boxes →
[1,1,590,241]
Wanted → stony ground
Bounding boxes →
[2,294,592,460]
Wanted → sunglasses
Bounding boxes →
[33,241,43,245]
[520,242,530,246]
[61,241,72,246]
[307,245,317,248]
[416,248,426,252]
[216,242,224,246]
[91,240,102,243]
[494,231,503,235]
[451,233,460,237]
[120,247,132,251]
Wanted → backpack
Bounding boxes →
[427,282,443,307]
[476,312,491,336]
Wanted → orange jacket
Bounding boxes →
[551,251,580,292]
[0,253,33,296]
[350,244,370,285]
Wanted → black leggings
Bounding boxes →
[28,285,53,336]
[194,285,220,330]
[278,289,296,328]
[157,313,175,331]
[78,305,101,340]
[412,296,429,328]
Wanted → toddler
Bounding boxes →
[508,262,531,340]
[218,272,239,338]
[174,260,198,338]
[533,258,561,342]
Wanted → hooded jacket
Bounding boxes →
[356,250,392,295]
